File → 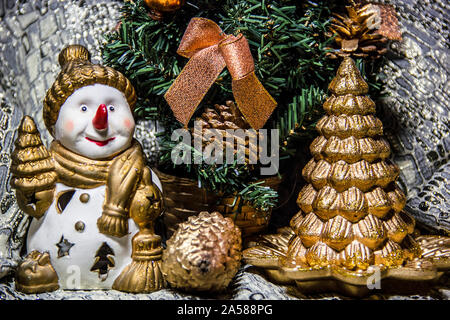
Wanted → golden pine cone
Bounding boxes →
[162,211,242,292]
[327,5,388,60]
[192,101,260,164]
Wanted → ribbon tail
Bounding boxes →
[232,72,277,130]
[164,45,226,127]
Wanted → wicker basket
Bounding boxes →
[155,168,284,239]
[154,168,219,239]
[215,175,283,237]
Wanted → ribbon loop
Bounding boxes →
[219,34,254,80]
[176,17,225,58]
[164,17,277,129]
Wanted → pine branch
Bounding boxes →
[102,1,338,131]
[101,0,387,210]
[158,136,278,211]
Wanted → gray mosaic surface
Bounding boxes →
[0,266,298,300]
[1,265,449,300]
[0,0,448,299]
[377,0,449,233]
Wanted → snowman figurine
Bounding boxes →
[11,45,165,293]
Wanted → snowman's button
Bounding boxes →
[75,221,85,232]
[79,193,90,203]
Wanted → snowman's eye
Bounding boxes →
[80,105,88,112]
[108,105,115,112]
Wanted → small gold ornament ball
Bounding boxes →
[144,0,186,14]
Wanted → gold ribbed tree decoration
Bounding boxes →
[285,57,421,271]
[10,116,57,219]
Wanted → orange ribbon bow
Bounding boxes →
[164,17,277,129]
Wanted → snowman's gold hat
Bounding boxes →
[43,45,137,134]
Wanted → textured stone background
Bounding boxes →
[0,0,448,299]
[377,0,449,233]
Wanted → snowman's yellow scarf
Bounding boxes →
[50,140,145,238]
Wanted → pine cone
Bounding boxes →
[162,211,242,292]
[193,101,260,164]
[327,4,388,60]
[10,116,57,218]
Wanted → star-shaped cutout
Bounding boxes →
[26,192,38,211]
[29,192,38,205]
[56,235,75,258]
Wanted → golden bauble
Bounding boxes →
[144,0,185,14]
[162,211,242,292]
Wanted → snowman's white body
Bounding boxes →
[24,83,162,290]
[27,171,162,290]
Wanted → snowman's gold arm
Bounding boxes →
[10,116,57,219]
[112,166,166,293]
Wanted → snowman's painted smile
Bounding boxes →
[85,136,116,146]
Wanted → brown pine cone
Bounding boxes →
[327,4,388,60]
[192,101,260,164]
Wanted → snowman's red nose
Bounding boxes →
[92,104,108,131]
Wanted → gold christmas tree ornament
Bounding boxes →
[242,57,450,297]
[162,211,242,292]
[10,116,57,219]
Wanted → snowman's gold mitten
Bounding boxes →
[97,142,145,238]
[112,167,166,293]
[11,116,57,219]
